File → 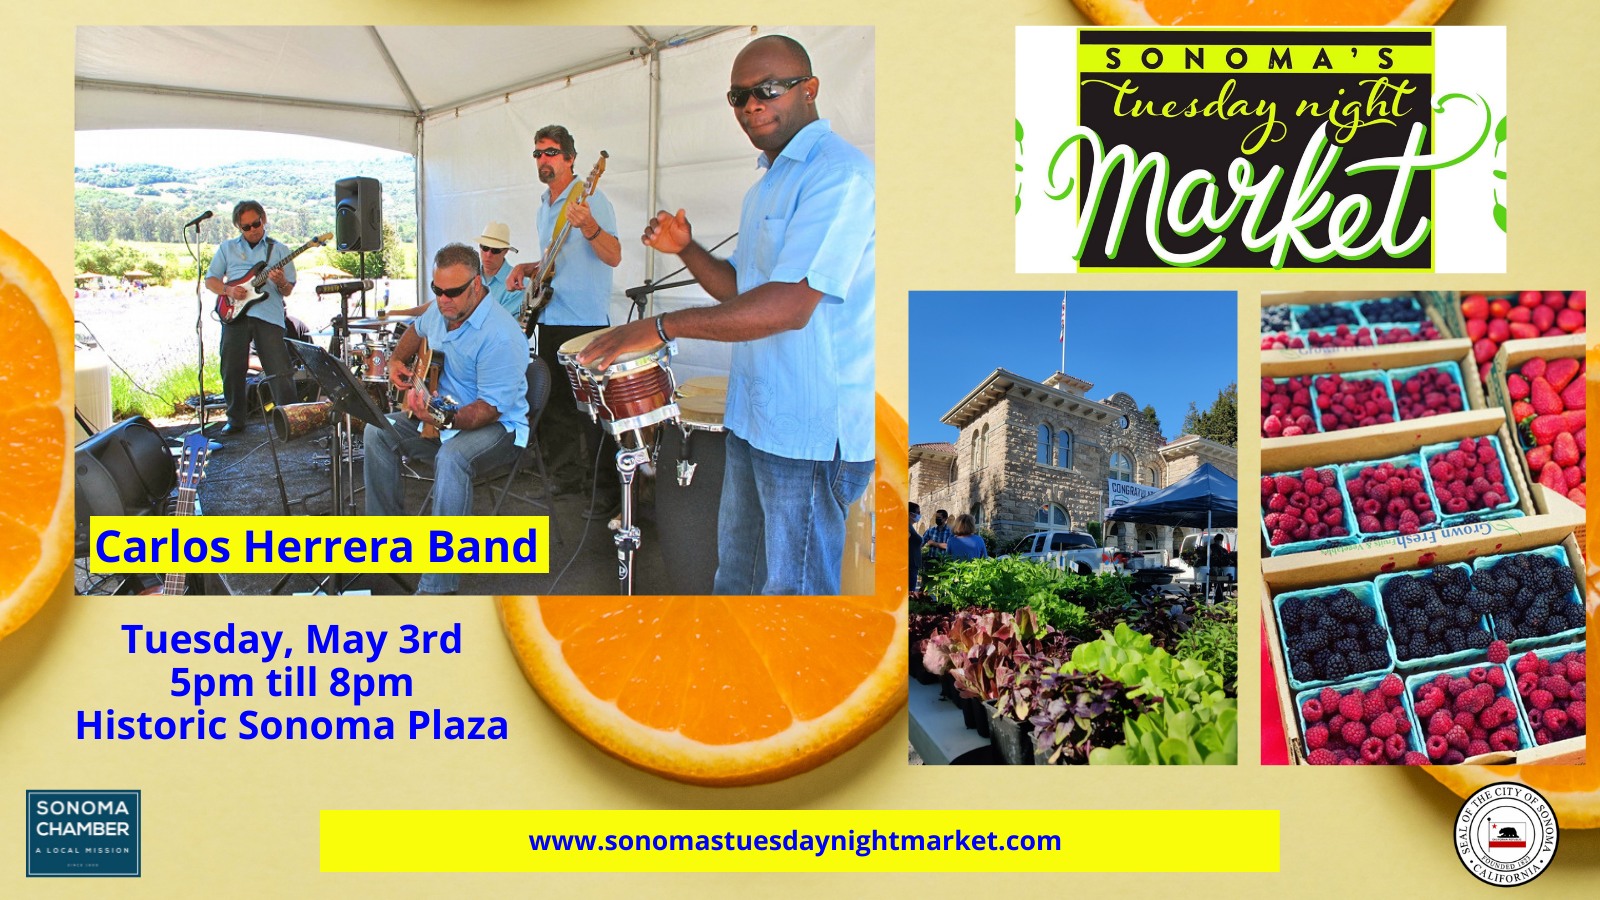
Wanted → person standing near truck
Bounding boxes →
[1208,532,1230,603]
[947,514,987,560]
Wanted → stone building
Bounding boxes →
[910,369,1238,560]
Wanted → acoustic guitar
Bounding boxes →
[407,337,446,439]
[144,432,211,595]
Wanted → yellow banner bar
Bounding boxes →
[321,809,1279,873]
[88,516,549,573]
[1077,44,1432,74]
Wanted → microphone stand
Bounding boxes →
[182,217,217,439]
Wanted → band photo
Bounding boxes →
[71,26,877,597]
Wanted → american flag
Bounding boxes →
[1059,293,1066,343]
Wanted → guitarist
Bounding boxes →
[204,201,296,436]
[506,124,622,520]
[364,243,529,595]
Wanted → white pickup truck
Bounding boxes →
[1173,530,1238,586]
[1004,530,1106,574]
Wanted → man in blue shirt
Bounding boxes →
[364,242,530,594]
[579,35,875,595]
[204,200,297,436]
[508,124,624,519]
[475,221,524,319]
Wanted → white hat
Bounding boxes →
[478,222,517,252]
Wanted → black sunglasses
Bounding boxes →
[726,75,812,108]
[429,279,474,299]
[479,245,508,254]
[239,219,264,231]
[531,147,565,158]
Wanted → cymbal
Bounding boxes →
[343,317,392,330]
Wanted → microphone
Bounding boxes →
[315,279,374,296]
[184,210,214,228]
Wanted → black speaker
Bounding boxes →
[334,176,382,252]
[74,417,177,558]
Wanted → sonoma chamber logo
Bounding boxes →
[26,790,140,877]
[1016,27,1507,272]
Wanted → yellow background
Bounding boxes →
[2,0,1598,896]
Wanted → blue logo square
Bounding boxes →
[26,790,141,877]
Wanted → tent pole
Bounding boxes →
[414,117,427,307]
[644,41,662,303]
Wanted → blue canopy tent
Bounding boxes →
[1103,462,1238,530]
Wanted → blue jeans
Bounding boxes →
[712,433,874,596]
[363,414,520,593]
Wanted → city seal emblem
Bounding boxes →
[1455,781,1558,886]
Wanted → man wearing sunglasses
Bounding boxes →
[506,123,623,519]
[578,34,875,596]
[386,222,523,320]
[364,243,530,595]
[204,200,297,436]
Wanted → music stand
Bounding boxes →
[283,339,411,595]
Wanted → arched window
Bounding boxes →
[971,504,986,527]
[1036,425,1052,464]
[1056,430,1073,468]
[1143,466,1159,487]
[976,424,989,469]
[1109,451,1134,482]
[1035,503,1069,527]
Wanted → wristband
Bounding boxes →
[655,314,671,344]
[584,227,600,240]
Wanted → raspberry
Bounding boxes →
[1369,712,1397,739]
[1468,667,1489,684]
[1515,652,1544,676]
[1304,723,1330,749]
[1426,735,1449,760]
[1490,728,1520,752]
[1540,676,1572,700]
[1570,701,1586,731]
[1529,689,1555,710]
[1362,691,1388,721]
[1301,698,1324,722]
[1544,709,1569,735]
[1445,725,1470,751]
[1308,748,1337,766]
[1414,694,1440,718]
[1486,640,1509,664]
[1404,751,1431,766]
[1385,733,1407,760]
[1339,691,1367,722]
[1488,668,1506,689]
[1443,750,1466,765]
[1378,673,1403,697]
[1468,740,1491,757]
[1457,684,1493,715]
[1342,720,1369,745]
[1428,710,1455,736]
[1360,737,1386,763]
[1319,687,1342,708]
[1454,711,1476,731]
[1392,714,1411,735]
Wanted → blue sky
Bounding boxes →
[909,291,1237,446]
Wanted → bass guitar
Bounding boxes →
[522,152,608,335]
[145,433,211,595]
[214,231,333,324]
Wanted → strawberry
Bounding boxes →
[1474,339,1498,364]
[1545,358,1580,391]
[1509,306,1532,324]
[1518,290,1543,307]
[1530,377,1564,415]
[1525,445,1552,471]
[1529,414,1566,446]
[1563,465,1583,489]
[1561,409,1587,433]
[1568,485,1586,507]
[1460,293,1488,320]
[1554,432,1580,468]
[1532,305,1556,331]
[1490,297,1511,318]
[1507,373,1530,400]
[1557,308,1585,333]
[1512,400,1535,422]
[1560,377,1585,410]
[1487,319,1510,343]
[1466,318,1487,341]
[1569,291,1586,310]
[1509,322,1540,340]
[1539,461,1568,494]
[1522,357,1547,379]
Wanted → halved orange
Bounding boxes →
[497,395,908,786]
[1071,0,1456,25]
[0,228,74,640]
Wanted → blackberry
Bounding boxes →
[1466,590,1492,615]
[1300,628,1329,651]
[1466,628,1491,649]
[1297,303,1358,329]
[1549,566,1575,597]
[1359,297,1424,323]
[1260,306,1294,332]
[1325,656,1352,681]
[1451,604,1474,627]
[1334,637,1360,654]
[1330,591,1361,621]
[1404,608,1428,632]
[1496,623,1520,642]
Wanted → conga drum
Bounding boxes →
[656,393,727,595]
[557,326,679,436]
[675,375,728,401]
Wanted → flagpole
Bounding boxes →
[1059,291,1067,374]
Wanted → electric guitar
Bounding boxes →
[214,232,333,324]
[145,433,211,595]
[523,152,609,335]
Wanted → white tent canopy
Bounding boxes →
[75,25,876,381]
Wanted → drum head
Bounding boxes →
[679,394,725,429]
[558,325,665,370]
[676,375,729,401]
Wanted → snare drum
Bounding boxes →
[350,338,390,383]
[557,326,680,436]
[656,394,728,595]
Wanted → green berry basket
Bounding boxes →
[1473,545,1587,654]
[1353,295,1427,328]
[1404,662,1534,760]
[1370,321,1443,346]
[1293,673,1422,765]
[1262,466,1360,557]
[1311,369,1398,434]
[1262,375,1316,439]
[1273,580,1395,693]
[1418,433,1522,527]
[1509,640,1587,747]
[1289,301,1362,332]
[1374,564,1492,674]
[1337,452,1442,543]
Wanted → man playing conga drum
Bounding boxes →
[580,34,874,595]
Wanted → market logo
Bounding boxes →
[26,790,141,877]
[1455,782,1557,886]
[1016,27,1507,273]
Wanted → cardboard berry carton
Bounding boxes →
[1485,335,1586,519]
[1261,291,1448,365]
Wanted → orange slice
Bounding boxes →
[1426,764,1600,830]
[497,395,908,786]
[0,228,74,640]
[1072,0,1455,25]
